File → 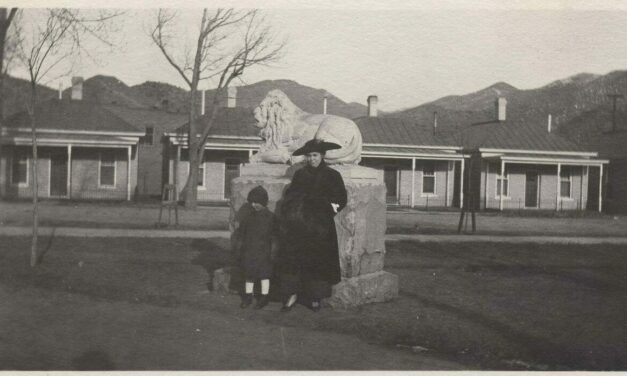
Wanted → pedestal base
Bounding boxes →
[326,271,399,309]
[215,162,399,308]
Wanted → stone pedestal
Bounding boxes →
[214,162,398,308]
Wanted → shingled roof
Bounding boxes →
[461,114,593,153]
[353,116,459,147]
[174,106,259,138]
[3,99,142,134]
[104,105,187,133]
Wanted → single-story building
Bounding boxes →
[165,91,261,202]
[559,107,627,213]
[460,99,608,212]
[103,105,186,198]
[355,96,466,208]
[165,92,470,209]
[0,85,142,201]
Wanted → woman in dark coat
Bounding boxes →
[278,139,348,312]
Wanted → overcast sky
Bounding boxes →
[7,1,627,111]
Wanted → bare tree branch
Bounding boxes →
[149,8,286,208]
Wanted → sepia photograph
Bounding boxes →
[0,0,626,371]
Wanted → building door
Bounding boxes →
[525,171,539,208]
[224,159,241,199]
[384,166,399,204]
[50,149,68,197]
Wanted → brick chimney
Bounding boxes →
[323,94,328,115]
[368,95,378,117]
[433,111,438,135]
[496,97,507,121]
[227,86,237,108]
[71,76,83,100]
[547,114,552,133]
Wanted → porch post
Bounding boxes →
[459,158,465,209]
[175,145,181,192]
[411,157,416,208]
[556,163,561,211]
[579,166,584,210]
[485,161,490,209]
[66,144,72,199]
[445,160,450,207]
[499,160,505,211]
[248,149,253,160]
[598,164,603,213]
[126,146,132,201]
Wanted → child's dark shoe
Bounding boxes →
[254,295,270,309]
[240,293,253,308]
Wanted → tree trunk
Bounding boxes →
[184,88,199,209]
[0,8,8,121]
[29,83,38,267]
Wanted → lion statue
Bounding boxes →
[251,89,362,164]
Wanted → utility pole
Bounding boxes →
[607,93,624,132]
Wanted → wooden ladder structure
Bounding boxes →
[157,184,179,226]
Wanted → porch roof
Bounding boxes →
[0,131,139,147]
[362,145,465,160]
[170,135,262,150]
[483,153,608,166]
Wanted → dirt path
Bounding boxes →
[2,200,627,237]
[2,225,626,244]
[0,285,463,370]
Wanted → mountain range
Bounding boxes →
[390,71,627,138]
[3,70,627,150]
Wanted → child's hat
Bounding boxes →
[247,185,269,206]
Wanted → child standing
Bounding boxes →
[233,185,278,309]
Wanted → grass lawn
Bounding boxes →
[1,236,626,370]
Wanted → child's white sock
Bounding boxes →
[261,279,269,295]
[245,281,254,294]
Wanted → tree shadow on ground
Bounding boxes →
[189,238,240,292]
[34,227,56,265]
[71,350,115,370]
[398,290,619,370]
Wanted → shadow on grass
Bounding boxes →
[71,350,116,370]
[389,241,626,292]
[398,290,605,370]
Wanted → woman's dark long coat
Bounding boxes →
[279,161,347,287]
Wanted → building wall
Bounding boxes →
[1,145,51,199]
[169,147,250,201]
[137,128,167,198]
[70,147,133,200]
[606,159,626,213]
[0,145,135,201]
[481,162,589,211]
[360,157,457,208]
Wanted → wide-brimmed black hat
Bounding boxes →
[292,138,341,156]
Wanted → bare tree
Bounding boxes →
[13,9,122,266]
[150,9,284,208]
[0,8,17,120]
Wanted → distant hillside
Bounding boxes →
[2,76,56,118]
[388,71,627,139]
[50,76,370,119]
[204,79,368,119]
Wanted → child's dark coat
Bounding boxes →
[233,203,278,280]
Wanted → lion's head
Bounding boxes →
[253,89,302,131]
